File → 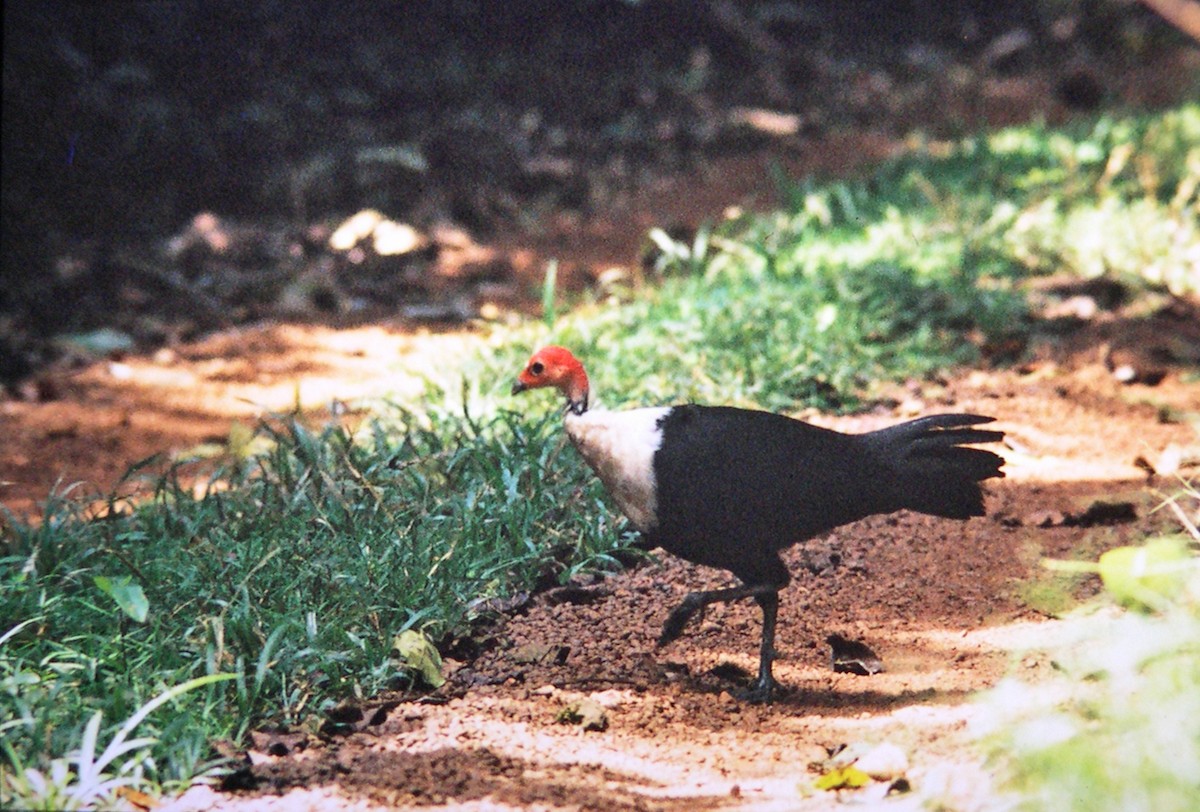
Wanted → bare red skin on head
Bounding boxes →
[515,346,590,412]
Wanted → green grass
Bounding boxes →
[2,103,1197,807]
[542,103,1196,412]
[1,407,624,805]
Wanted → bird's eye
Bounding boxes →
[529,361,545,376]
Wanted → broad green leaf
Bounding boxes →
[1098,537,1192,612]
[93,576,149,623]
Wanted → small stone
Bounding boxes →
[556,698,608,732]
[589,689,630,709]
[827,634,885,675]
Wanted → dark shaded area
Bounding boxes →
[1,0,1192,384]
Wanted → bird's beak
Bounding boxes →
[511,380,529,396]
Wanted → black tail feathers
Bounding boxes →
[873,414,1005,519]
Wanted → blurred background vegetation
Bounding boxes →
[3,0,1196,383]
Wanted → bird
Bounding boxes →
[511,345,1005,702]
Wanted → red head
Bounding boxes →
[512,345,590,414]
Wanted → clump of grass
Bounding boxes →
[2,674,233,812]
[993,106,1200,296]
[974,482,1200,811]
[585,226,1024,411]
[1,403,627,799]
[573,104,1196,413]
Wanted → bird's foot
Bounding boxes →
[657,593,704,647]
[732,674,778,705]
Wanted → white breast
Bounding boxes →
[564,406,671,532]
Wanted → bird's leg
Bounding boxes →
[658,583,783,702]
[659,590,708,646]
[657,583,781,647]
[735,591,780,704]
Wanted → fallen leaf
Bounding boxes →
[815,765,871,791]
[827,634,885,675]
[392,629,445,688]
[115,787,157,810]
